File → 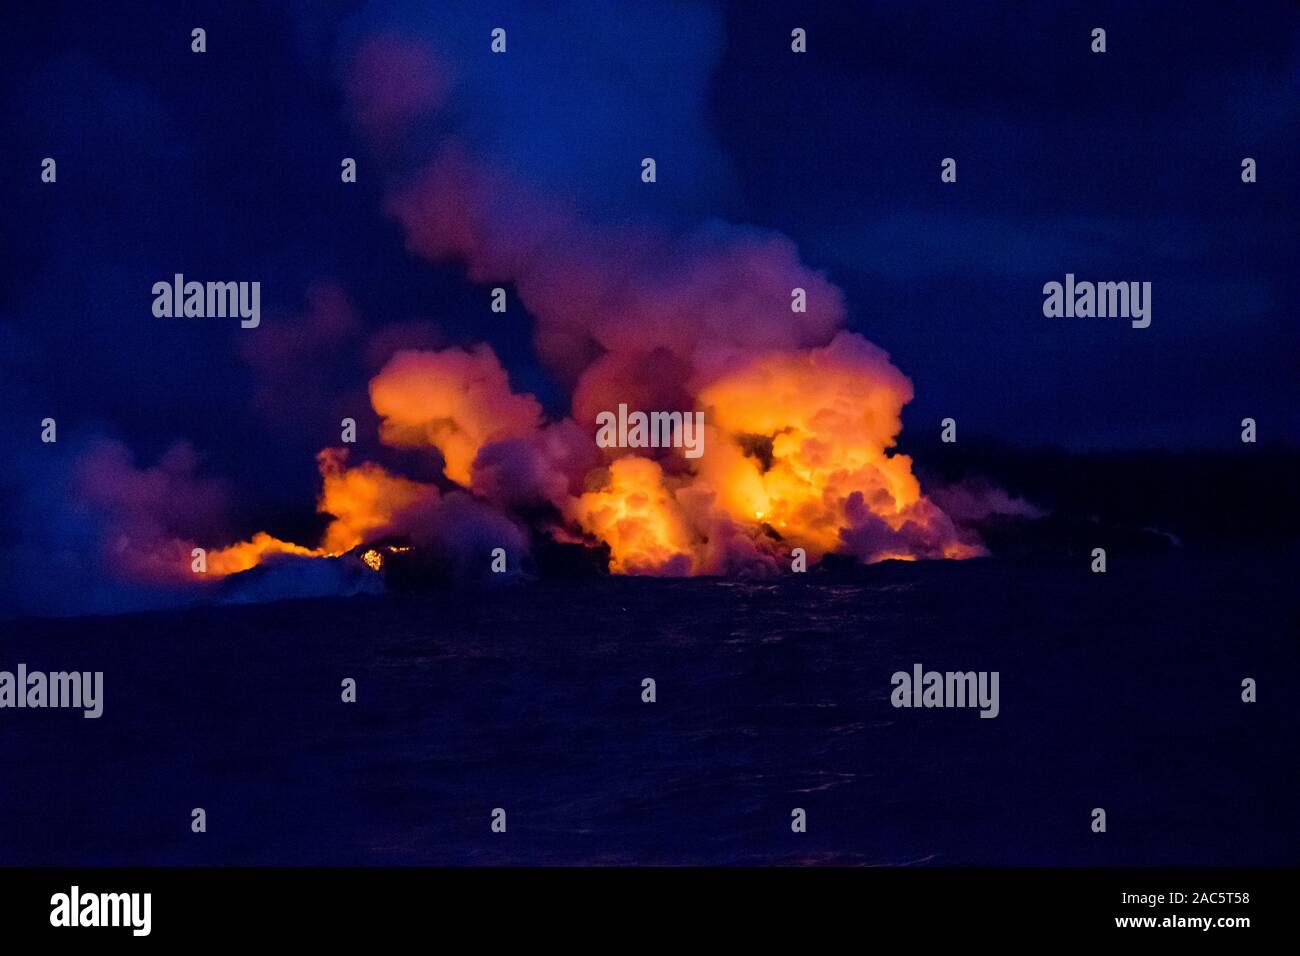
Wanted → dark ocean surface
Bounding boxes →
[0,552,1295,866]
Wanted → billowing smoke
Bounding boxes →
[369,346,543,486]
[74,439,235,585]
[314,18,988,578]
[386,147,846,395]
[5,2,1010,617]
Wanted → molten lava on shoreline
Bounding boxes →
[153,326,985,591]
[72,34,998,594]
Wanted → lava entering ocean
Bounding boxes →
[155,325,984,588]
[67,29,996,594]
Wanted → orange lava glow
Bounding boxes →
[206,532,321,576]
[198,448,435,578]
[563,456,696,575]
[186,333,979,582]
[315,448,435,553]
[369,346,542,486]
[562,333,983,573]
[693,334,978,562]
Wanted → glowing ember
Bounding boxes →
[360,549,383,571]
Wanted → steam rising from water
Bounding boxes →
[27,8,1025,611]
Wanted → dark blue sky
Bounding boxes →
[2,0,1296,524]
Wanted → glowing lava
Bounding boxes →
[175,332,982,584]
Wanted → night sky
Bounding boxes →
[1,0,1297,612]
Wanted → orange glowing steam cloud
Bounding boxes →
[364,121,986,575]
[131,325,979,584]
[193,346,528,581]
[560,332,983,575]
[186,308,982,581]
[564,457,696,575]
[369,346,543,486]
[696,332,981,562]
[200,449,436,579]
[72,30,994,594]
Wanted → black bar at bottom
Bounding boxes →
[0,866,1289,942]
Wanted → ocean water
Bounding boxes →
[0,553,1295,866]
